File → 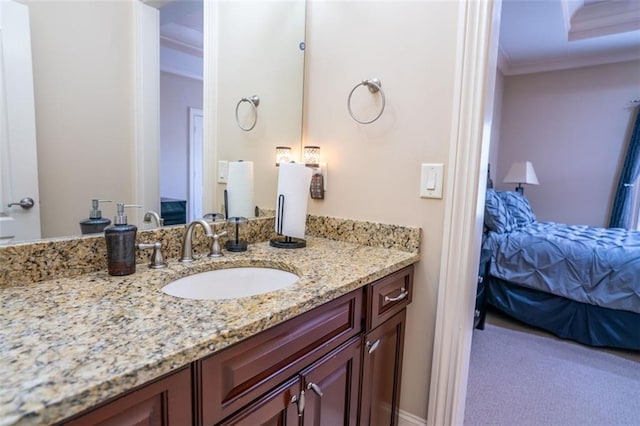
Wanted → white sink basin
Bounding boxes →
[161,267,299,300]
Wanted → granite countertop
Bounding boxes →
[0,236,419,425]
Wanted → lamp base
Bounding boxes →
[270,236,306,249]
[226,240,248,252]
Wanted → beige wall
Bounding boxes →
[25,0,135,237]
[497,60,640,227]
[214,0,305,214]
[304,1,462,419]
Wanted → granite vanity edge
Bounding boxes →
[0,215,420,287]
[4,247,419,425]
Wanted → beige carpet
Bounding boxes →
[464,309,640,426]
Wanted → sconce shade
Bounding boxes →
[275,146,291,166]
[303,146,320,167]
[503,161,539,186]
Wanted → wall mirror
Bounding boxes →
[0,0,305,245]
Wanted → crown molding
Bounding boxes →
[160,65,203,82]
[496,45,509,74]
[569,0,640,41]
[160,35,203,58]
[499,46,640,76]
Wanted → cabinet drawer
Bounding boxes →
[61,366,192,426]
[366,265,413,330]
[199,289,362,425]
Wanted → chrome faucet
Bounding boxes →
[143,210,164,228]
[179,219,214,262]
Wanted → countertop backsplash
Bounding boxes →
[0,215,420,288]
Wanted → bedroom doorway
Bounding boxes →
[157,0,204,226]
[465,2,640,424]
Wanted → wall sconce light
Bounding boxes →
[302,145,327,200]
[303,145,321,167]
[275,146,291,166]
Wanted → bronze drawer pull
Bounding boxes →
[307,382,323,397]
[291,391,305,416]
[366,339,381,354]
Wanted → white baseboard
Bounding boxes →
[398,409,427,426]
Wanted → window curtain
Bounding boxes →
[609,107,640,229]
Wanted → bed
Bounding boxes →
[481,189,640,351]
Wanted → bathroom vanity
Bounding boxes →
[0,231,419,426]
[62,265,413,425]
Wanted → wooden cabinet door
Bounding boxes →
[218,378,300,426]
[62,366,192,426]
[359,310,406,426]
[200,290,362,425]
[300,337,361,426]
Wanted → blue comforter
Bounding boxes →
[484,222,640,314]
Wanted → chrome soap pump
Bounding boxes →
[79,199,112,234]
[105,203,141,276]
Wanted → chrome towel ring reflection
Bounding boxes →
[235,95,260,131]
[347,78,386,124]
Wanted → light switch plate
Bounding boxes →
[420,163,444,199]
[217,160,228,183]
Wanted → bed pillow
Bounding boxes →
[484,189,516,233]
[498,190,536,227]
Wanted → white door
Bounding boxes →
[0,0,41,244]
[188,107,203,221]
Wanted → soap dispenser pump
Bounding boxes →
[79,199,112,234]
[105,203,141,276]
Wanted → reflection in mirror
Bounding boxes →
[209,0,306,218]
[0,0,305,245]
[2,0,140,244]
[158,0,203,224]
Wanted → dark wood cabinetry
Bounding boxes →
[360,310,406,426]
[218,378,300,426]
[60,265,414,426]
[300,337,361,426]
[220,337,362,426]
[61,366,192,426]
[360,266,412,426]
[199,290,362,424]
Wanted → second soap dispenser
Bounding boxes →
[105,203,140,276]
[79,199,112,234]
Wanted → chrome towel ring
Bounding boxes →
[235,95,260,131]
[347,78,386,124]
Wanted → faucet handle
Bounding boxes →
[208,230,228,258]
[137,241,167,269]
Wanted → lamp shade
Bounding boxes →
[275,146,291,166]
[503,161,539,185]
[303,146,320,167]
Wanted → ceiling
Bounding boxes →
[498,0,640,75]
[157,0,203,55]
[147,0,639,77]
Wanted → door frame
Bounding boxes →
[427,1,501,425]
[188,107,204,221]
[132,0,160,225]
[0,0,41,243]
